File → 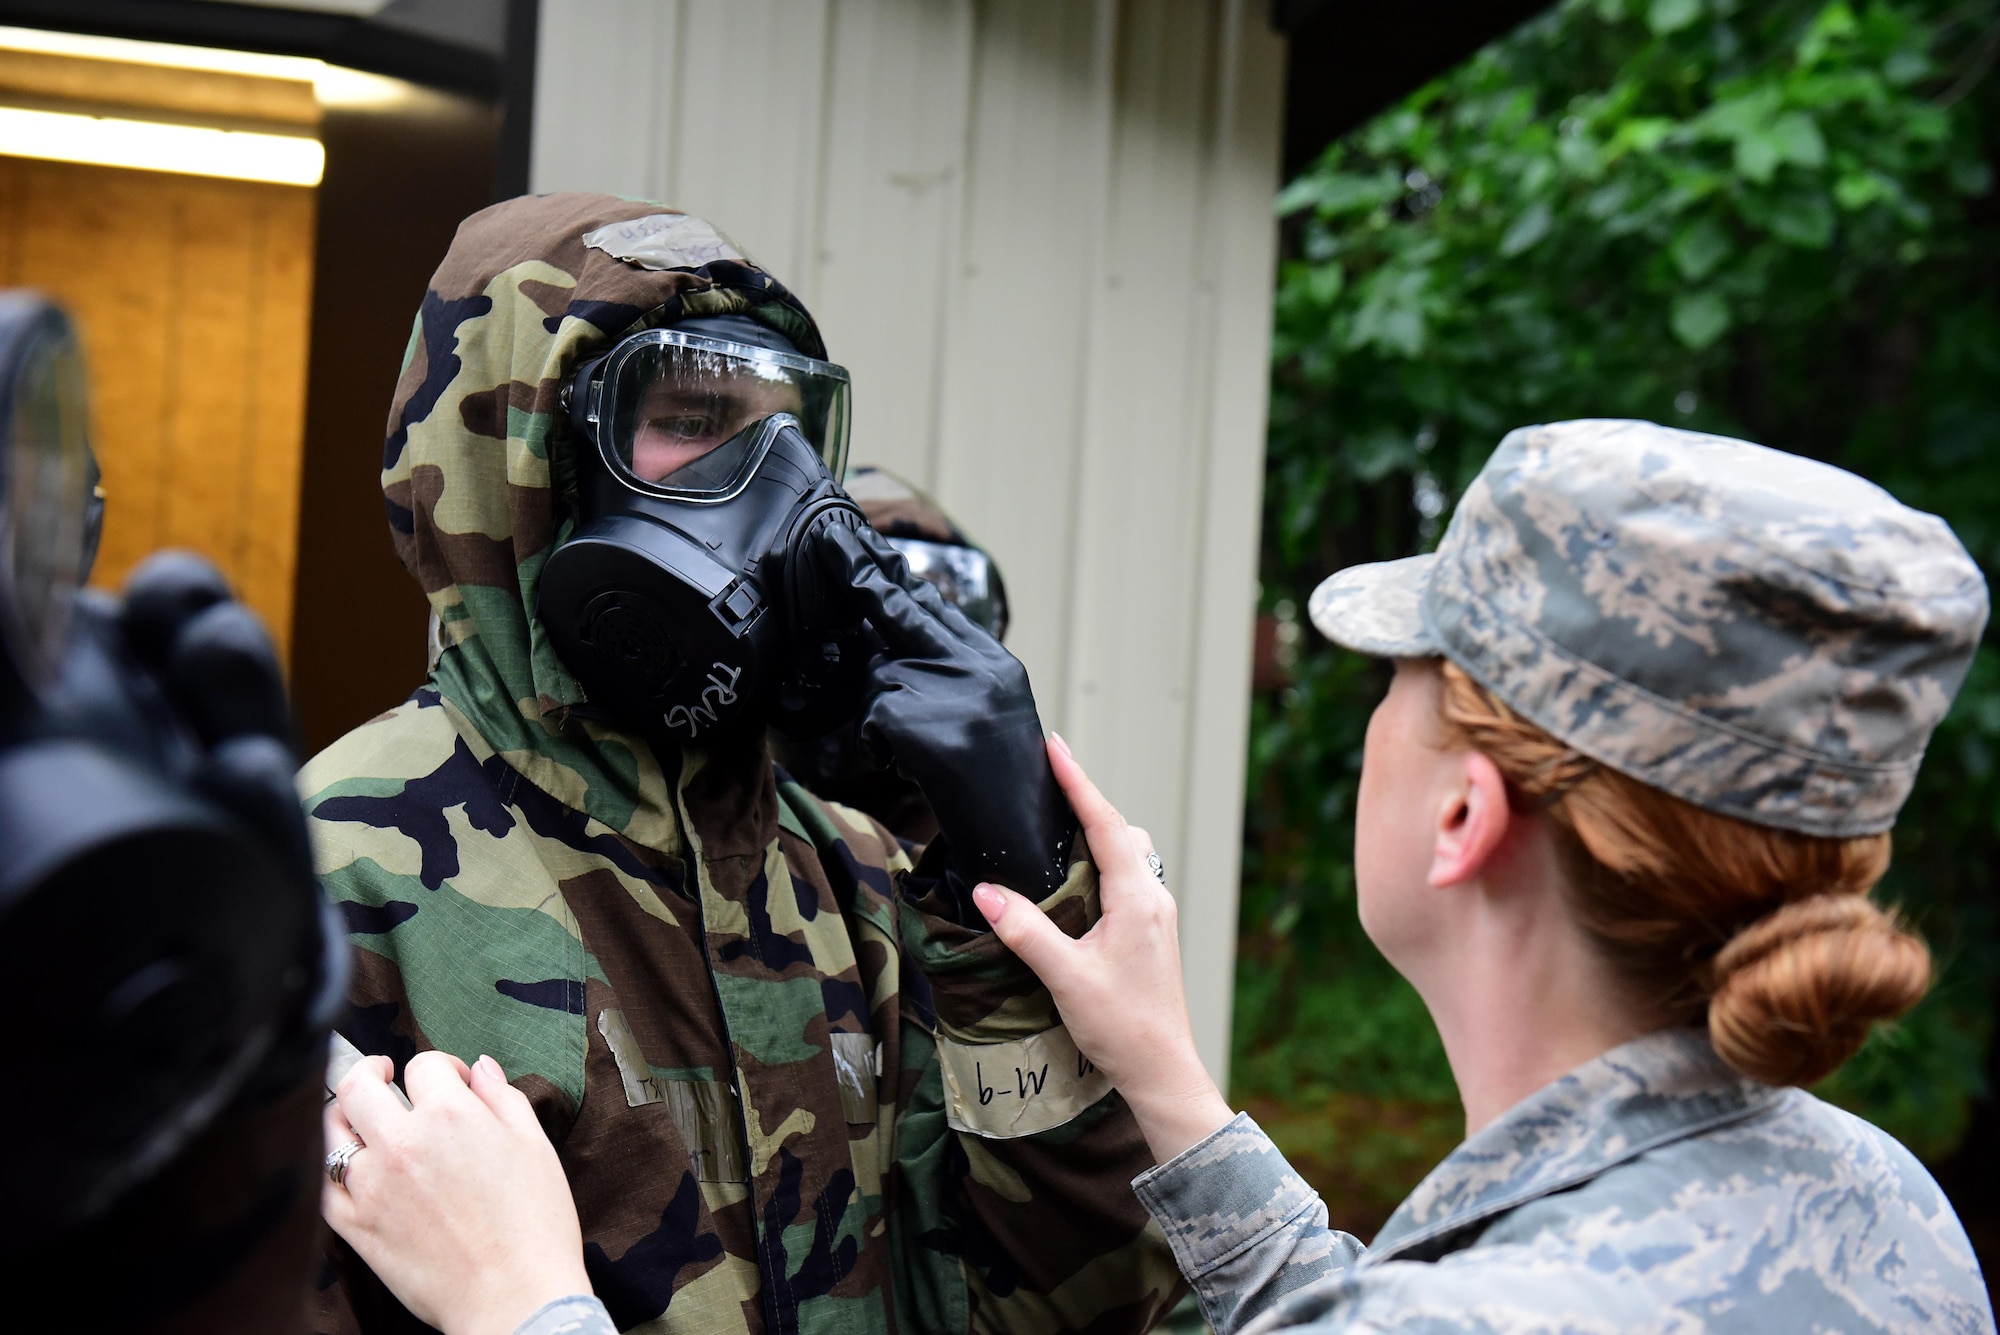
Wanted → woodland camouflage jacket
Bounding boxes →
[304,194,1181,1335]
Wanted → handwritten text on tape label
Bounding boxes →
[937,1024,1112,1139]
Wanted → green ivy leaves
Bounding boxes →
[1246,0,2000,1159]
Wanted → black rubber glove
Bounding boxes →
[818,522,1075,915]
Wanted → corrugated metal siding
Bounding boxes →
[532,0,1282,1081]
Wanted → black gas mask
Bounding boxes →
[539,317,874,742]
[0,293,342,1323]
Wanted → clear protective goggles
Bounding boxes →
[585,328,851,500]
[888,536,1009,640]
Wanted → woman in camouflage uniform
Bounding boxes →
[979,419,1996,1333]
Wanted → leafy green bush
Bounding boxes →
[1239,0,2000,1168]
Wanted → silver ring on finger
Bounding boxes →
[325,1137,365,1188]
[1146,852,1167,885]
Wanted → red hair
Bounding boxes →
[1434,662,1928,1086]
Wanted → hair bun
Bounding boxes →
[1707,895,1930,1086]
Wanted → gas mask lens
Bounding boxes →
[888,537,1009,640]
[0,299,94,690]
[600,330,850,496]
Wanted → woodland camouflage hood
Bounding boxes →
[380,192,826,832]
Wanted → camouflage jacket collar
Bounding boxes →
[1371,1029,1780,1262]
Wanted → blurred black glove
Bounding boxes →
[817,522,1075,916]
[127,554,309,860]
[104,552,335,1091]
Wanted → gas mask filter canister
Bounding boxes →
[538,322,873,742]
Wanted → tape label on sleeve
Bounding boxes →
[937,1024,1113,1139]
[829,1030,880,1125]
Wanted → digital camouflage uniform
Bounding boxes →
[1137,1032,1995,1335]
[304,193,1181,1335]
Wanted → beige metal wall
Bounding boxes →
[532,0,1283,1082]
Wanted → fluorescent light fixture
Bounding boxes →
[0,106,324,185]
[0,25,409,108]
[203,0,396,14]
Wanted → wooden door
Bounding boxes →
[0,155,316,656]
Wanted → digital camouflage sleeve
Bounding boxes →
[1133,1031,1994,1335]
[306,192,1182,1335]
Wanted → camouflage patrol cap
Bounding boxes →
[1309,419,1990,837]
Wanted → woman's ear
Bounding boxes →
[1428,751,1512,889]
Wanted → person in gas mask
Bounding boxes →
[305,194,1182,1335]
[0,294,343,1332]
[771,466,1010,846]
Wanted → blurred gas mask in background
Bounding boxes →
[539,315,877,742]
[843,465,1009,641]
[0,293,342,1327]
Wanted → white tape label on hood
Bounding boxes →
[582,213,746,271]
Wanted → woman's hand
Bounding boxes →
[321,1051,591,1335]
[972,735,1236,1164]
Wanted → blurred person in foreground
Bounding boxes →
[0,294,341,1331]
[306,193,1179,1334]
[326,419,1993,1334]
